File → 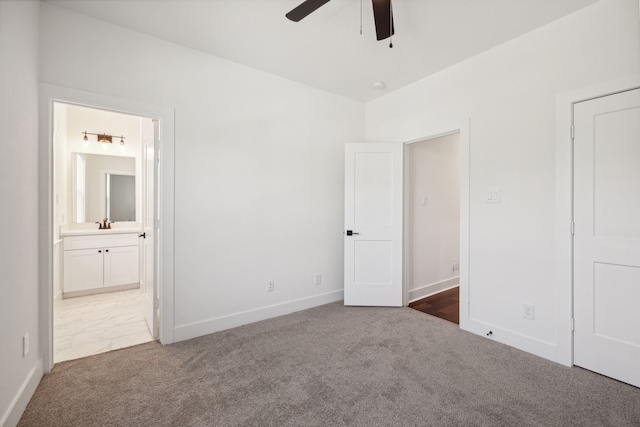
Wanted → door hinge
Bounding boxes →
[571,318,575,331]
[154,219,160,229]
[154,298,160,310]
[570,125,575,139]
[570,221,575,235]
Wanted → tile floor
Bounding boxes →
[54,288,154,363]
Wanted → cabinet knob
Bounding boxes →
[98,250,102,253]
[105,249,109,252]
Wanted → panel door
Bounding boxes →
[573,88,640,387]
[344,143,403,306]
[104,245,140,287]
[141,117,159,338]
[63,248,103,293]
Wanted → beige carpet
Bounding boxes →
[19,302,640,426]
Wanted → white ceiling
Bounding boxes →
[46,0,600,102]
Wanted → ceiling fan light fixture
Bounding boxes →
[287,0,395,44]
[286,0,331,22]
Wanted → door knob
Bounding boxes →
[346,230,360,236]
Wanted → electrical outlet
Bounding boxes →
[266,280,274,292]
[23,332,29,357]
[314,273,322,286]
[452,259,458,272]
[522,303,535,320]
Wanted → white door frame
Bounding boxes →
[38,84,176,373]
[554,74,640,367]
[401,118,471,330]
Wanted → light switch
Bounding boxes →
[421,196,428,205]
[486,188,501,203]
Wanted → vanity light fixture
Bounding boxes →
[82,131,126,149]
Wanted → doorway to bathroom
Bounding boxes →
[51,102,158,362]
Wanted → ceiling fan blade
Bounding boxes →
[286,0,331,22]
[372,0,395,41]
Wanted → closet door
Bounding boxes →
[573,88,640,387]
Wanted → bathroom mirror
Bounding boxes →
[106,173,136,221]
[71,153,137,223]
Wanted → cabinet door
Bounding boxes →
[63,248,104,293]
[104,246,140,287]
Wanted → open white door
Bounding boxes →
[573,88,640,387]
[141,118,159,338]
[344,143,403,306]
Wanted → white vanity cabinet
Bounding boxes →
[63,248,104,292]
[63,232,140,296]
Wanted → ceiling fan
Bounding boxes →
[286,0,395,45]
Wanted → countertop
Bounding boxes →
[60,228,142,237]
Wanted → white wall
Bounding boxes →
[39,3,364,340]
[53,103,68,233]
[407,134,460,302]
[53,102,68,299]
[366,0,640,362]
[0,2,43,426]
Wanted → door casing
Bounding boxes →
[554,74,640,367]
[571,87,640,386]
[38,84,176,373]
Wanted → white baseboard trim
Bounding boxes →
[1,359,43,427]
[462,318,558,363]
[174,289,344,342]
[408,277,459,303]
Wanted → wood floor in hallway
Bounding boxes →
[409,286,459,324]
